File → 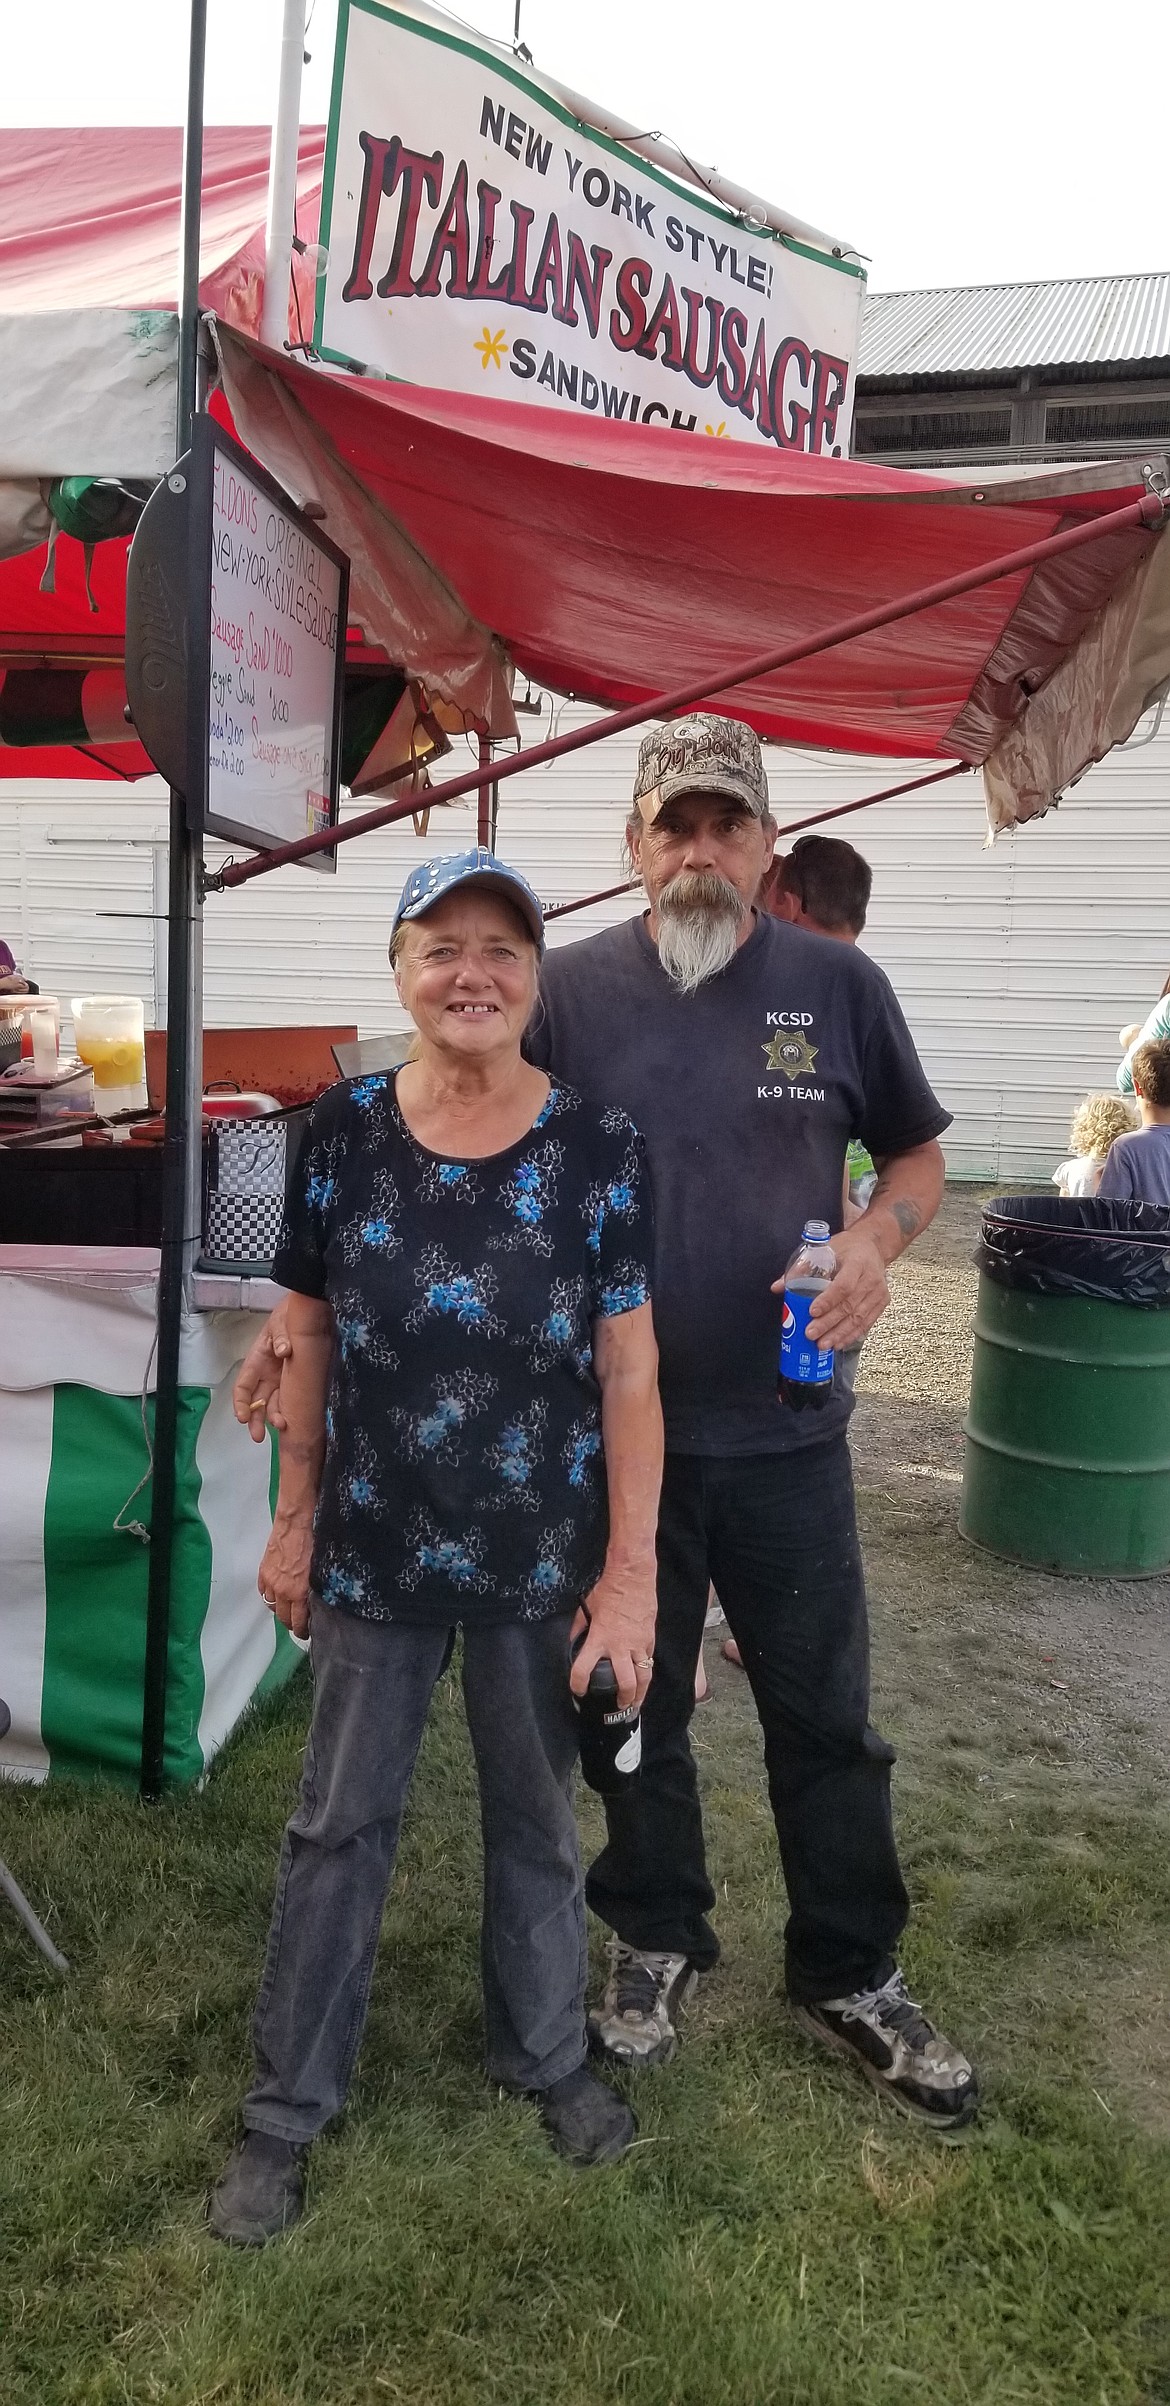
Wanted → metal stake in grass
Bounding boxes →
[0,1855,70,1975]
[0,1695,69,1973]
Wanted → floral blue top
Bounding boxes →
[274,1074,653,1626]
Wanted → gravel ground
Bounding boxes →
[851,1185,1170,1782]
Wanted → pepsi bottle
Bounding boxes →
[778,1219,837,1411]
[571,1640,642,1795]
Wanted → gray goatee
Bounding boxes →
[654,870,748,995]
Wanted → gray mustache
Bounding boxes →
[657,871,747,918]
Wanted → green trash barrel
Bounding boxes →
[960,1195,1170,1577]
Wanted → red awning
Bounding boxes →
[0,128,516,767]
[0,538,157,780]
[0,126,324,328]
[220,337,1161,766]
[0,126,327,781]
[2,127,1164,800]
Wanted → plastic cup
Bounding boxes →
[28,1008,59,1076]
[3,994,60,1067]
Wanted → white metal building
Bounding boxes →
[3,696,1167,1182]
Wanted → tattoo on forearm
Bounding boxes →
[890,1199,922,1241]
[866,1142,942,1252]
[870,1168,924,1245]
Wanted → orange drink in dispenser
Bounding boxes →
[71,995,148,1108]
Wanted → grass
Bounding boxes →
[4,1561,1170,2406]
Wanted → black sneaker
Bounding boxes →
[792,1969,979,2132]
[587,1938,698,2069]
[536,2066,637,2165]
[208,2130,308,2245]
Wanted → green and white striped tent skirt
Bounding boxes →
[0,1249,301,1788]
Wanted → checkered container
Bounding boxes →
[200,1112,306,1273]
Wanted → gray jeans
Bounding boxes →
[244,1601,586,2140]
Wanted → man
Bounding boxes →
[767,832,872,941]
[771,831,877,1358]
[238,715,977,2132]
[766,833,879,1205]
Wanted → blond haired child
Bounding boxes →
[1053,1093,1139,1198]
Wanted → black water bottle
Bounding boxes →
[572,1641,642,1796]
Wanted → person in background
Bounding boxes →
[0,941,38,1073]
[1097,1040,1170,1203]
[767,833,873,941]
[210,848,661,2247]
[0,940,37,995]
[766,835,873,1264]
[1117,972,1170,1095]
[773,839,874,1347]
[1053,1094,1139,1198]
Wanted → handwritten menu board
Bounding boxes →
[203,432,347,868]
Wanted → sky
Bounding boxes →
[3,0,1165,293]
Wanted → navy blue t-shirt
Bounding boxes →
[529,912,950,1455]
[273,1073,652,1624]
[1097,1125,1170,1206]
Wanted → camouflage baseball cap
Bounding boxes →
[633,713,770,823]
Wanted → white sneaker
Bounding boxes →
[587,1938,698,2068]
[792,1969,979,2131]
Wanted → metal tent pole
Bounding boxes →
[211,488,1165,891]
[476,728,493,846]
[140,0,207,1802]
[775,760,968,837]
[542,763,973,921]
[0,1854,71,1975]
[544,879,640,922]
[259,0,308,353]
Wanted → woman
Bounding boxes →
[211,847,662,2246]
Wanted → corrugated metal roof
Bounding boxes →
[859,274,1170,379]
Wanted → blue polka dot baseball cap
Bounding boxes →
[392,846,545,952]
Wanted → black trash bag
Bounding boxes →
[976,1194,1170,1308]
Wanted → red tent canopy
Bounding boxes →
[0,127,326,780]
[0,535,147,779]
[223,337,1161,767]
[0,126,324,324]
[0,128,517,772]
[2,129,1166,807]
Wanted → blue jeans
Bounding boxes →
[244,1602,586,2140]
[585,1438,910,2004]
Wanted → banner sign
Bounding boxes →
[317,0,866,454]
